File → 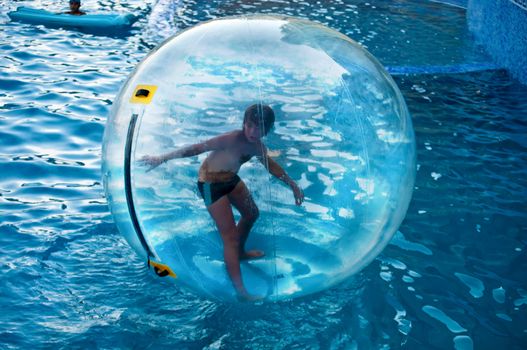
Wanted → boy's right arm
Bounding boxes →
[139,143,207,172]
[139,132,235,171]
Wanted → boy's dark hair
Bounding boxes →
[243,104,275,135]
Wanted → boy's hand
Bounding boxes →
[291,183,304,206]
[139,155,164,171]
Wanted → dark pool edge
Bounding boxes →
[429,0,468,9]
[386,62,502,76]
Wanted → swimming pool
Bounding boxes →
[1,0,526,348]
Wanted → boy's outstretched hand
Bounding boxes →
[291,183,304,206]
[139,155,164,172]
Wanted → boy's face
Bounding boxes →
[70,1,81,11]
[243,119,264,143]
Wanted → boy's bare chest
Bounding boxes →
[226,145,256,164]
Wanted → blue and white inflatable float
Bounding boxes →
[7,7,137,31]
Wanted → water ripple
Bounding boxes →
[1,0,527,349]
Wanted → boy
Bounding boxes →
[140,104,304,300]
[65,0,86,15]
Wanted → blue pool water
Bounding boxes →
[1,0,526,348]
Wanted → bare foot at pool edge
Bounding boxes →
[240,249,265,260]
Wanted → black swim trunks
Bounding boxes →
[197,175,241,206]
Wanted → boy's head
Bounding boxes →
[243,104,275,137]
[69,0,81,9]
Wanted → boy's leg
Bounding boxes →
[228,180,263,259]
[206,196,248,296]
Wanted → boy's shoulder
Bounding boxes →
[223,129,244,140]
[208,129,242,147]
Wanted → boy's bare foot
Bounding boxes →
[240,250,265,260]
[237,291,264,302]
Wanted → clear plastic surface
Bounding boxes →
[102,15,416,301]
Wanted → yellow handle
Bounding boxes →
[130,85,158,104]
[149,260,177,278]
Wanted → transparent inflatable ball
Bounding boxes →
[102,15,416,301]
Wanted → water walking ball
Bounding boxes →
[102,15,416,301]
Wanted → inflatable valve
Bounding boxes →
[149,260,177,278]
[130,85,158,104]
[136,89,149,97]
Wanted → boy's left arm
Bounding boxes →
[259,153,304,205]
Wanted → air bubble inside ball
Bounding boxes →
[102,15,415,301]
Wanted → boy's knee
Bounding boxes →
[223,228,241,244]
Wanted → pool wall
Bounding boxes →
[467,0,527,84]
